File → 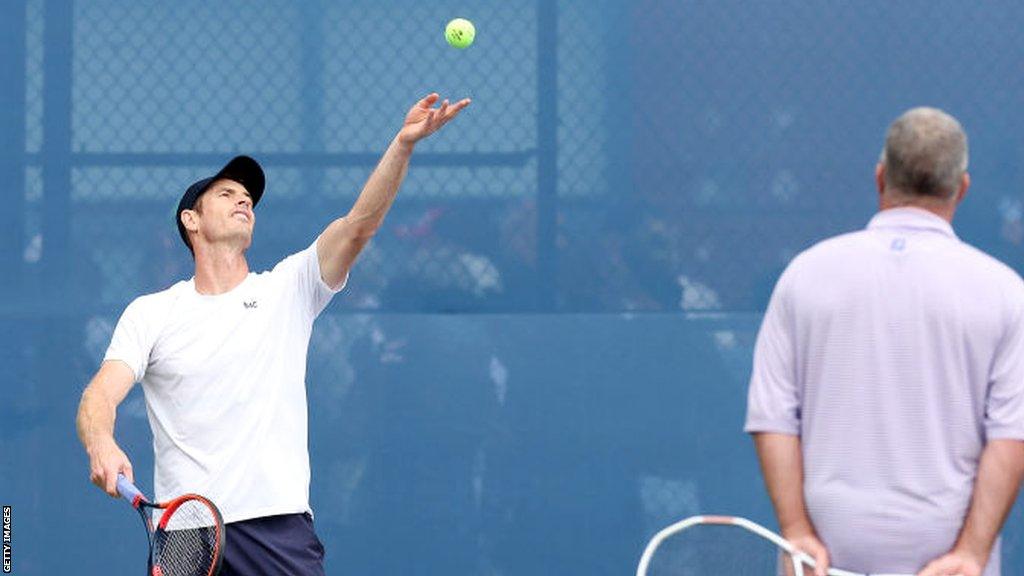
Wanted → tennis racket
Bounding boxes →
[116,473,225,576]
[636,515,912,576]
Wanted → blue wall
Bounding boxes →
[3,0,1024,573]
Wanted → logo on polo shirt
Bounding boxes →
[890,238,906,251]
[243,300,258,309]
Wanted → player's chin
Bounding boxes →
[232,219,254,236]
[226,229,253,250]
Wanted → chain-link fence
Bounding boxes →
[16,1,1024,315]
[20,0,610,313]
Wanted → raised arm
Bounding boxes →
[316,93,471,288]
[76,359,137,496]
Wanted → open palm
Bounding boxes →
[398,93,471,145]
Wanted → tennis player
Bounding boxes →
[76,93,469,575]
[745,107,1024,576]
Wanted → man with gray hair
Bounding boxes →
[745,107,1024,575]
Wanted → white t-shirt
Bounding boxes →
[105,239,343,523]
[745,208,1024,575]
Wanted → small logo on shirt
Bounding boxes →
[890,238,906,251]
[243,300,258,309]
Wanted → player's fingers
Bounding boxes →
[438,102,470,128]
[121,460,134,484]
[438,99,450,120]
[90,465,104,488]
[418,93,440,108]
[441,105,464,125]
[812,546,830,576]
[103,465,121,497]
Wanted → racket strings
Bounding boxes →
[644,524,795,576]
[152,499,220,576]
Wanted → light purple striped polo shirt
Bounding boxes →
[745,207,1024,575]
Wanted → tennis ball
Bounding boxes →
[446,18,475,49]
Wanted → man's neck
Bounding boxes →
[879,195,956,224]
[192,245,250,295]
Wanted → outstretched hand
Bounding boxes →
[397,93,471,145]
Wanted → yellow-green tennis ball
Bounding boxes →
[445,18,475,49]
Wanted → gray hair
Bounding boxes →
[880,107,968,199]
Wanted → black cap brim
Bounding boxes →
[176,155,266,251]
[211,155,265,207]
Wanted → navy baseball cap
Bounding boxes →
[176,155,265,251]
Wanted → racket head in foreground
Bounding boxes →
[117,474,225,576]
[636,515,911,576]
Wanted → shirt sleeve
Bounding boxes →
[744,265,801,435]
[272,237,346,319]
[103,297,156,383]
[985,288,1024,441]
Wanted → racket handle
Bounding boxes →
[116,473,145,506]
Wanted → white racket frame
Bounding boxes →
[636,514,912,576]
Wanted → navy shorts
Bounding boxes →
[220,513,325,576]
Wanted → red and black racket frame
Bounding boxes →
[117,474,225,576]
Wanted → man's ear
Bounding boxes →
[954,172,970,205]
[181,209,200,233]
